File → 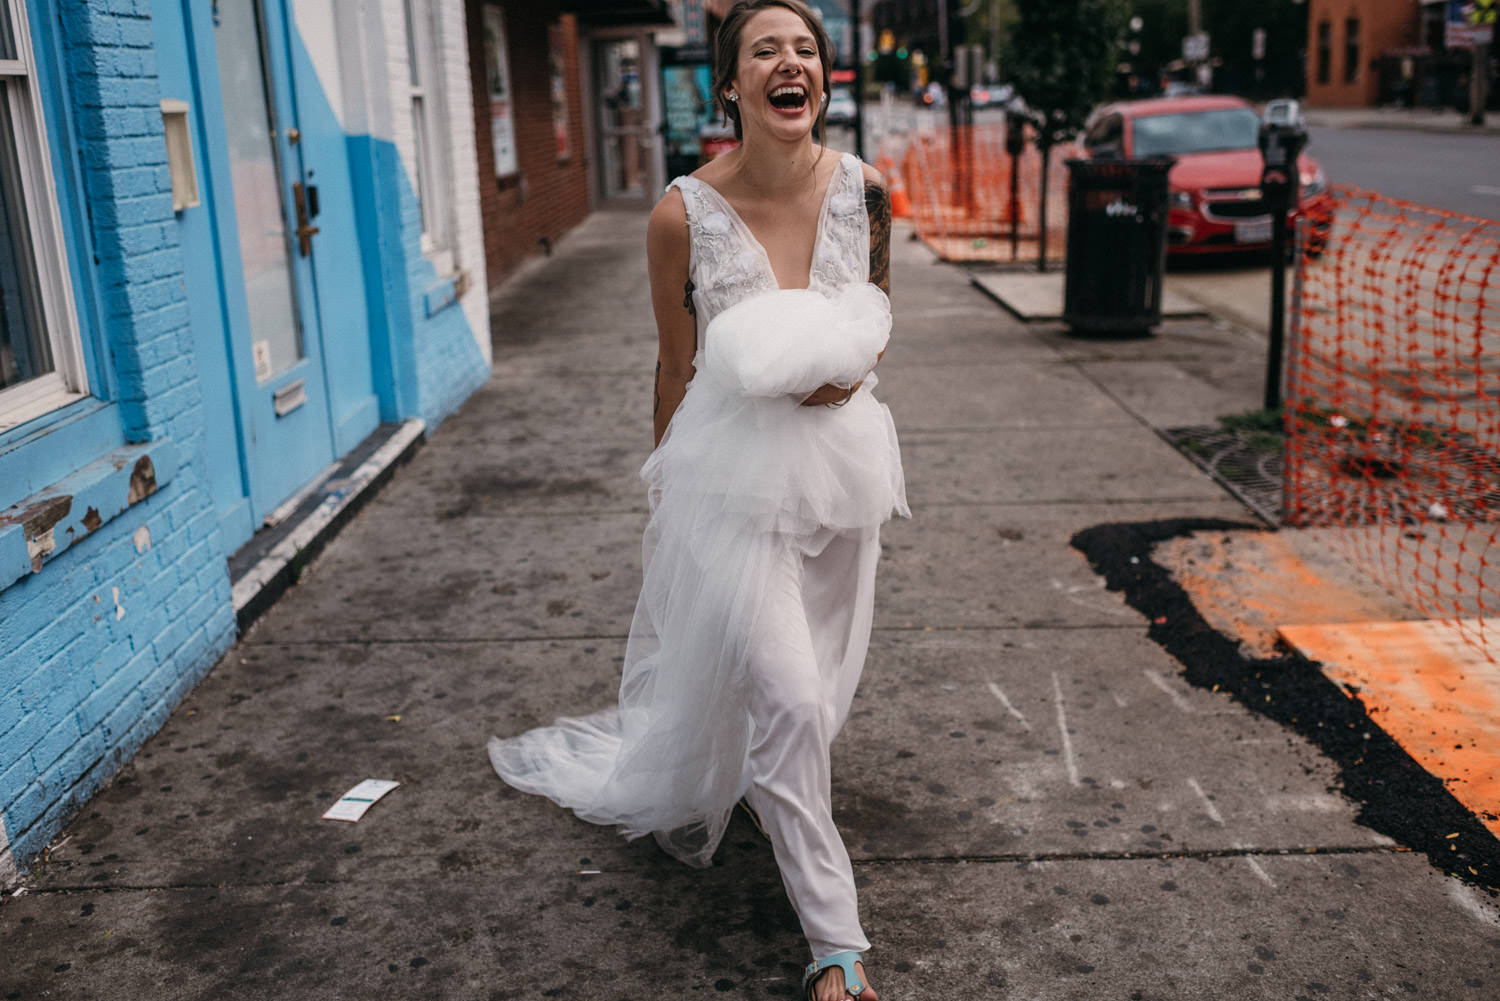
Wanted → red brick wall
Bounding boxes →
[468,3,591,289]
[1305,0,1421,107]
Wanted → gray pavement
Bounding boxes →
[3,213,1499,1000]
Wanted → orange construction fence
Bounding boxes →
[880,125,1075,264]
[1284,186,1500,658]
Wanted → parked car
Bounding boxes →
[1082,95,1330,257]
[825,86,857,126]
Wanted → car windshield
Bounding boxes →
[1131,108,1260,157]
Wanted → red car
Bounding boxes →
[1082,95,1330,256]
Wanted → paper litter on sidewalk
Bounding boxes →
[321,779,400,822]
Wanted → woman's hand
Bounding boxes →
[800,380,861,407]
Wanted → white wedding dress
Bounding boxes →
[489,152,907,959]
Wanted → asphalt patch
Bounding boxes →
[1071,517,1500,894]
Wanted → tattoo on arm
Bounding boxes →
[653,360,662,418]
[865,180,892,296]
[682,278,696,318]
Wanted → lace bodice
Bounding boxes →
[668,153,871,337]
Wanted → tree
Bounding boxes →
[1005,0,1129,145]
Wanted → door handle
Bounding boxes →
[292,181,320,256]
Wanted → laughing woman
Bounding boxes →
[489,2,906,998]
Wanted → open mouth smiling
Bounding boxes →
[768,84,809,113]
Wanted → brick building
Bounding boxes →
[1304,0,1431,106]
[1,0,490,882]
[467,1,676,290]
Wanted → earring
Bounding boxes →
[727,92,739,103]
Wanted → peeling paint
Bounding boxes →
[0,494,72,538]
[82,507,102,532]
[0,814,16,889]
[111,586,125,621]
[127,456,157,504]
[133,525,152,553]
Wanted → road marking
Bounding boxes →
[1187,777,1224,825]
[1446,880,1500,928]
[1473,185,1500,198]
[1233,843,1277,887]
[1050,578,1134,618]
[1051,672,1080,787]
[1145,669,1195,713]
[986,681,1032,730]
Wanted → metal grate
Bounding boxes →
[1160,425,1284,525]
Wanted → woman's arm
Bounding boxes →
[647,189,699,447]
[800,163,892,407]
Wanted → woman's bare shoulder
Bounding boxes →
[648,187,689,262]
[650,185,688,226]
[859,159,886,188]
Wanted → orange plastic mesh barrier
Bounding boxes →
[881,125,1074,264]
[1284,186,1500,658]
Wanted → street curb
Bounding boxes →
[229,418,426,635]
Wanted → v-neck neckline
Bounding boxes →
[694,153,848,292]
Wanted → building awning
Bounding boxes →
[561,0,676,28]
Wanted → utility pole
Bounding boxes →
[1472,39,1490,127]
[851,0,864,158]
[1469,0,1497,127]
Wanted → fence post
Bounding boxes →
[1037,139,1051,272]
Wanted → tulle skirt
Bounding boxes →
[489,353,907,867]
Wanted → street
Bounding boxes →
[1307,126,1500,220]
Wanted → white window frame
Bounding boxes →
[0,0,85,434]
[403,0,455,275]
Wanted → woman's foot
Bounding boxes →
[808,959,877,1001]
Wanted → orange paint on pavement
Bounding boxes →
[1157,530,1416,658]
[1278,619,1500,839]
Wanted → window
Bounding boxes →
[403,0,454,272]
[1344,18,1361,85]
[1130,109,1261,158]
[1316,21,1331,86]
[0,0,85,432]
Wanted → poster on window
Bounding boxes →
[548,23,570,160]
[484,5,518,176]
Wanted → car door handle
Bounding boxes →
[292,181,320,256]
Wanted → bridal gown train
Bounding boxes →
[489,152,908,959]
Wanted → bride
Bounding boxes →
[490,3,905,997]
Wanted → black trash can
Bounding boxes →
[1062,157,1175,334]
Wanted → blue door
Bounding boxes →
[153,0,379,553]
[209,0,337,521]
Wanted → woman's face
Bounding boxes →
[727,7,825,144]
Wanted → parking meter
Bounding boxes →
[1004,107,1027,156]
[1005,105,1028,256]
[1257,118,1308,411]
[1258,120,1307,212]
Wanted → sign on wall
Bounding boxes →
[483,5,518,176]
[549,22,571,160]
[1448,0,1496,47]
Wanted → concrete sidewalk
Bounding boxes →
[2,213,1498,1000]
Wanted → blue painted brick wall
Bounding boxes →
[395,169,489,429]
[1,1,234,879]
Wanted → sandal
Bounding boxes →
[803,951,866,999]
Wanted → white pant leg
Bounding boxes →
[743,535,870,961]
